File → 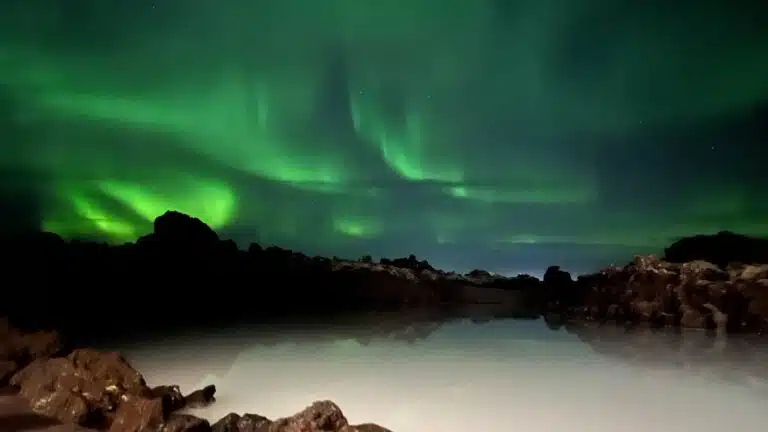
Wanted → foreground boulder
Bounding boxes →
[0,323,393,432]
[109,398,392,432]
[211,401,392,432]
[10,348,153,427]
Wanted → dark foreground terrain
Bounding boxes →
[2,210,768,338]
[1,211,768,430]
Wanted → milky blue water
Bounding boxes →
[116,316,768,432]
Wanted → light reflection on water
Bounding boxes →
[116,317,768,432]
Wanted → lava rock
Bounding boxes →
[152,385,186,414]
[162,413,212,432]
[184,384,216,408]
[10,349,151,428]
[554,255,768,333]
[0,318,61,383]
[0,360,16,385]
[211,413,271,432]
[347,425,393,432]
[0,323,392,432]
[109,395,164,432]
[268,400,353,431]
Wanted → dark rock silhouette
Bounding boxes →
[2,210,768,337]
[664,230,768,268]
[542,265,575,308]
[151,210,220,248]
[0,211,540,344]
[5,214,768,431]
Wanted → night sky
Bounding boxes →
[0,0,767,275]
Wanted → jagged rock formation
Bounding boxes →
[549,256,768,333]
[2,210,768,334]
[0,320,391,432]
[0,211,541,342]
[5,213,768,431]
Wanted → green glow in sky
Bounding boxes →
[1,0,767,270]
[42,177,236,243]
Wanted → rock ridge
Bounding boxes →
[1,211,767,334]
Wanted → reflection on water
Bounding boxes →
[115,313,768,432]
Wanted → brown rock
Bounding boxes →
[152,385,187,413]
[1,323,393,432]
[184,384,216,408]
[211,413,271,432]
[19,330,62,361]
[747,294,768,332]
[10,348,151,428]
[162,413,211,432]
[0,392,100,432]
[342,424,393,432]
[737,264,768,281]
[11,357,68,398]
[562,255,768,332]
[0,318,60,377]
[679,305,705,328]
[109,395,164,432]
[268,400,349,431]
[0,359,16,385]
[680,260,727,282]
[207,402,393,432]
[34,387,90,424]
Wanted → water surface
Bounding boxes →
[115,314,768,432]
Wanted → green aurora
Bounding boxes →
[0,0,767,271]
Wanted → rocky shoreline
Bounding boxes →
[0,319,392,432]
[2,211,767,336]
[545,255,768,333]
[2,211,768,430]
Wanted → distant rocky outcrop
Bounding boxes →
[0,322,390,432]
[550,256,768,334]
[663,231,768,268]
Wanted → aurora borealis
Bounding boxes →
[1,0,767,273]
